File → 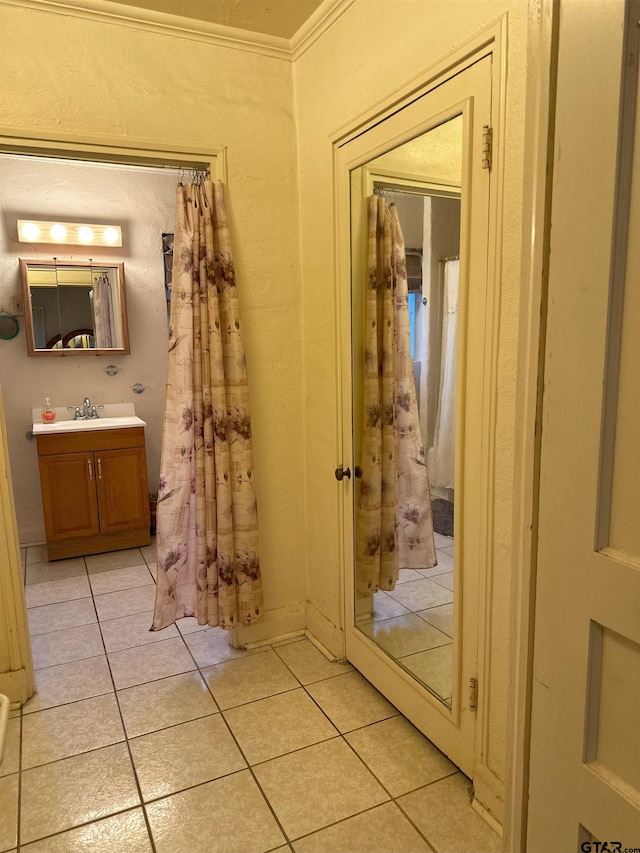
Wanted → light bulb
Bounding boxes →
[50,223,67,241]
[21,222,40,241]
[18,219,122,245]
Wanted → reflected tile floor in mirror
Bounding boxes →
[1,538,501,853]
[357,532,455,705]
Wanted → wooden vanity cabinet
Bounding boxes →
[36,426,151,560]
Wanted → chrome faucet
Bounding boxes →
[67,398,103,420]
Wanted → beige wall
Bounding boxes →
[294,0,533,814]
[0,1,307,633]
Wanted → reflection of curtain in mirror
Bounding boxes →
[31,306,46,349]
[428,259,459,491]
[151,179,263,631]
[356,197,436,595]
[93,271,115,348]
[391,204,437,571]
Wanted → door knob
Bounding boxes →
[354,466,363,478]
[335,466,351,481]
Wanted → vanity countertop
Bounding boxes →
[32,403,146,435]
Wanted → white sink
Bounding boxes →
[32,403,146,435]
[33,415,146,434]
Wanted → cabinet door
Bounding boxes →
[95,447,150,533]
[38,452,100,541]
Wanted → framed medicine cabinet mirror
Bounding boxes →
[20,259,130,356]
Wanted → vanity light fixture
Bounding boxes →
[17,220,122,247]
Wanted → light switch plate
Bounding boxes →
[11,296,24,315]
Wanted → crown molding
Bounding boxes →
[290,0,355,60]
[0,0,292,59]
[0,0,356,60]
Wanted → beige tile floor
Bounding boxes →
[0,541,501,853]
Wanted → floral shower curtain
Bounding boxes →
[151,179,263,631]
[355,197,436,594]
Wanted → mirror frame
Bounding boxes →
[19,258,130,357]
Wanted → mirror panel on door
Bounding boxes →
[351,115,463,708]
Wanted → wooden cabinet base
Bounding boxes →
[46,527,151,561]
[36,426,152,561]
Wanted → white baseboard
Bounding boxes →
[305,602,345,660]
[233,603,306,648]
[304,629,340,661]
[472,795,504,837]
[472,763,505,831]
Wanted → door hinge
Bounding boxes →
[469,677,478,711]
[482,125,493,170]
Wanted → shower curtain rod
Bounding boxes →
[178,166,210,185]
[438,254,460,262]
[374,185,429,197]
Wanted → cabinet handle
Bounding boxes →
[87,459,93,480]
[97,458,102,479]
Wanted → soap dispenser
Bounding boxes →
[41,398,56,424]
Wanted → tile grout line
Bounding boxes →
[22,582,260,851]
[266,645,412,845]
[20,552,158,850]
[392,772,462,853]
[126,581,297,849]
[15,705,24,853]
[183,638,418,848]
[88,553,159,853]
[17,809,150,853]
[16,544,30,853]
[17,543,44,853]
[211,645,404,849]
[217,712,295,848]
[308,695,446,850]
[270,642,457,850]
[18,546,475,853]
[176,634,297,848]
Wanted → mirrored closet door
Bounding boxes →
[339,55,494,774]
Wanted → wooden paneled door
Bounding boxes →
[95,447,150,533]
[528,1,640,847]
[38,451,100,540]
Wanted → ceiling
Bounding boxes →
[104,0,327,39]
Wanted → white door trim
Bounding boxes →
[0,386,35,708]
[0,127,227,182]
[502,1,558,849]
